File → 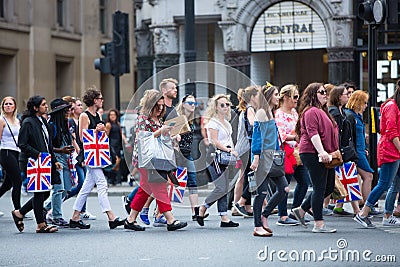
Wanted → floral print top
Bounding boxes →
[132,114,162,167]
[275,108,298,148]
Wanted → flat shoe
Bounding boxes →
[11,210,24,232]
[69,219,90,229]
[194,207,205,226]
[253,230,272,237]
[167,220,187,231]
[109,217,125,229]
[220,221,239,228]
[36,225,58,233]
[124,220,145,231]
[262,226,273,234]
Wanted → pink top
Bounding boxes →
[378,99,400,166]
[299,107,338,154]
[275,108,298,148]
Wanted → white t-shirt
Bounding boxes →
[205,117,233,147]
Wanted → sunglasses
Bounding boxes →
[317,90,327,96]
[219,103,230,108]
[184,101,198,106]
[97,97,104,100]
[293,95,299,100]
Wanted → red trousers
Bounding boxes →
[130,168,172,213]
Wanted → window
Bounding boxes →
[99,0,106,34]
[57,0,64,27]
[0,0,5,18]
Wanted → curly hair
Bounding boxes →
[82,85,101,107]
[204,94,231,124]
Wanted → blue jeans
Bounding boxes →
[185,156,198,194]
[44,166,70,219]
[385,174,400,214]
[128,186,139,201]
[205,162,229,216]
[366,160,400,209]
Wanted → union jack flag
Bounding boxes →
[82,129,111,168]
[335,162,362,203]
[167,167,188,203]
[27,153,52,192]
[68,152,78,186]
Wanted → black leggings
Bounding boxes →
[300,153,335,221]
[20,191,50,224]
[0,149,22,209]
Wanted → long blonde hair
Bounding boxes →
[1,96,18,120]
[204,94,231,124]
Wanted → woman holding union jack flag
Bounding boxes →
[13,95,62,233]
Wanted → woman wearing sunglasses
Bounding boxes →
[176,95,201,220]
[195,94,239,228]
[292,83,338,233]
[275,84,310,226]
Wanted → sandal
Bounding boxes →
[11,210,24,232]
[36,225,58,233]
[167,220,187,231]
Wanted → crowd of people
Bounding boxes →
[1,77,400,236]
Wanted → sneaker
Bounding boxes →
[353,213,375,228]
[322,208,333,216]
[312,225,337,233]
[46,212,53,224]
[333,208,353,217]
[382,215,400,227]
[327,204,335,211]
[292,208,308,228]
[21,186,28,196]
[276,217,299,226]
[289,213,310,223]
[153,215,167,227]
[139,208,150,225]
[80,212,97,220]
[234,203,252,217]
[52,218,70,227]
[369,207,383,217]
[0,211,4,217]
[122,196,131,215]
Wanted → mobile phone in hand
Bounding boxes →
[168,122,176,126]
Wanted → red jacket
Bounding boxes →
[378,99,400,166]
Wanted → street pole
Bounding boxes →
[184,0,196,96]
[368,24,378,185]
[115,74,120,112]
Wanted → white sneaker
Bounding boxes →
[80,212,97,220]
[46,212,53,224]
[382,215,400,226]
[0,211,4,217]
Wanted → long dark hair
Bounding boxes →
[21,95,45,123]
[107,109,121,127]
[49,109,71,148]
[296,83,335,136]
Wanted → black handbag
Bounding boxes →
[264,150,285,178]
[341,141,358,163]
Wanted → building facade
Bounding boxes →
[0,0,135,111]
[135,0,400,102]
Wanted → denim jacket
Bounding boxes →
[348,109,367,156]
[251,120,278,156]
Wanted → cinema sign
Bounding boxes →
[251,1,327,52]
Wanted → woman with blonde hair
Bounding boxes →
[275,84,310,225]
[345,91,375,213]
[0,97,22,214]
[233,86,259,217]
[195,94,239,228]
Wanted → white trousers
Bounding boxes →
[73,167,112,213]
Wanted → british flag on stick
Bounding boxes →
[82,129,112,168]
[27,153,52,192]
[167,167,188,203]
[335,162,362,203]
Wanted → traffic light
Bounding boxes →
[359,0,398,24]
[112,11,130,75]
[94,42,115,74]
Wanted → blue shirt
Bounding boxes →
[348,110,367,155]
